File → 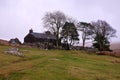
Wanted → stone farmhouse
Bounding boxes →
[24,29,56,48]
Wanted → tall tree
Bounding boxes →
[42,11,66,47]
[77,22,93,48]
[61,22,79,47]
[91,20,116,51]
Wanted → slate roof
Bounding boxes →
[30,32,56,40]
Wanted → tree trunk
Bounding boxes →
[82,33,86,49]
[98,35,102,51]
[56,34,59,47]
[56,27,59,47]
[83,39,85,48]
[70,39,72,47]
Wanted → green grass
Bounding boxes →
[0,46,120,80]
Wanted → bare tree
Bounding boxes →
[91,20,116,51]
[42,11,66,47]
[67,16,78,24]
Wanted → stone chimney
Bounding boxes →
[29,29,33,33]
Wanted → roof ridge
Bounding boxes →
[30,32,56,39]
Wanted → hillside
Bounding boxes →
[110,42,120,50]
[0,46,120,80]
[0,39,9,46]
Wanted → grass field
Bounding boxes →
[0,46,120,80]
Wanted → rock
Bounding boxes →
[50,58,59,61]
[4,47,23,57]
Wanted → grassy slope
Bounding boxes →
[0,46,120,80]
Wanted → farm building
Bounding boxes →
[24,29,56,47]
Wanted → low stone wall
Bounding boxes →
[96,51,120,57]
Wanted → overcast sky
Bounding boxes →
[0,0,120,43]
